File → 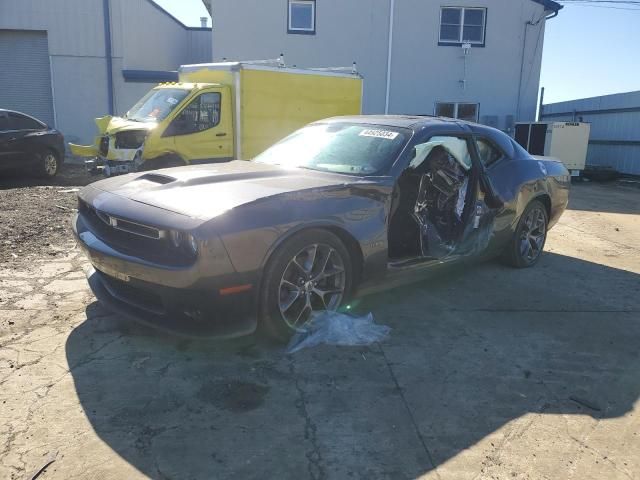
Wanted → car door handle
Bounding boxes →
[216,133,227,137]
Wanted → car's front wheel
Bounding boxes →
[36,150,60,178]
[504,200,548,268]
[260,229,353,341]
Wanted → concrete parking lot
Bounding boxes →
[1,181,639,480]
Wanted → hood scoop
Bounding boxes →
[136,173,176,185]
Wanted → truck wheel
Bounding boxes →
[503,200,548,268]
[259,229,353,342]
[36,150,60,178]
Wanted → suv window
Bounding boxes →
[475,138,504,167]
[8,113,44,131]
[0,113,8,131]
[171,93,221,136]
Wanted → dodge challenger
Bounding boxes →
[72,116,570,340]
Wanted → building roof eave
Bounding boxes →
[532,0,563,14]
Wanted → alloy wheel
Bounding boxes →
[43,154,58,176]
[519,206,546,263]
[278,243,346,330]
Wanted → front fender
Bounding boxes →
[212,185,391,282]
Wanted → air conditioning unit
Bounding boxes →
[514,122,591,177]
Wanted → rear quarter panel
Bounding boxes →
[485,157,570,252]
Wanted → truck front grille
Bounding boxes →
[115,130,146,149]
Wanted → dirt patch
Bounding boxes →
[0,164,95,264]
[197,380,270,413]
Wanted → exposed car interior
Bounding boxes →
[388,136,478,261]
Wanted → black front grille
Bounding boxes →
[99,136,109,156]
[78,199,194,266]
[115,130,146,149]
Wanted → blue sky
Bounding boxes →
[155,0,639,105]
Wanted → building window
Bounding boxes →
[288,0,316,34]
[435,102,479,122]
[439,7,486,46]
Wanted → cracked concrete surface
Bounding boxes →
[0,182,639,479]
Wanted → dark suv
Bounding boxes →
[0,109,65,177]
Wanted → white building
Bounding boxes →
[0,0,211,144]
[206,0,561,132]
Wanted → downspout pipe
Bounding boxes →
[384,0,395,114]
[103,0,114,115]
[516,9,558,121]
[515,20,532,121]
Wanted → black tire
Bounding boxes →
[259,229,354,342]
[503,200,549,268]
[36,150,60,178]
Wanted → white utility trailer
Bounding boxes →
[515,122,591,177]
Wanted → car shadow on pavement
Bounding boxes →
[65,252,640,479]
[0,163,94,189]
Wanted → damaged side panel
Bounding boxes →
[389,133,498,264]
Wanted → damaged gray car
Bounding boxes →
[72,116,570,340]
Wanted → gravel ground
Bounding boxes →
[0,164,94,263]
[0,179,639,480]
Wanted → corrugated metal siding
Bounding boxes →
[541,91,640,175]
[0,0,212,142]
[187,30,212,65]
[0,0,105,57]
[0,30,55,126]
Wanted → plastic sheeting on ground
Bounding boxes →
[285,311,391,354]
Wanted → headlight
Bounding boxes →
[169,230,198,255]
[170,230,184,248]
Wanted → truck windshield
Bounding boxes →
[125,88,190,123]
[254,123,409,176]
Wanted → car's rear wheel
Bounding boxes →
[260,229,353,341]
[503,200,548,268]
[36,150,59,178]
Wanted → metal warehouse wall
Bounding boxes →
[541,91,640,175]
[0,0,111,143]
[0,0,211,144]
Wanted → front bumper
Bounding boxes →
[73,213,259,338]
[86,267,257,338]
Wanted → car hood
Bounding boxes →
[87,161,362,220]
[95,115,156,135]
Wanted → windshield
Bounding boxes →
[125,88,190,123]
[254,123,409,176]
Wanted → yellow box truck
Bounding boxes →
[70,59,363,176]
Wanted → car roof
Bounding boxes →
[320,114,509,136]
[319,115,519,156]
[0,109,47,126]
[321,115,462,129]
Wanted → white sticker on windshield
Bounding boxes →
[166,97,178,105]
[359,129,399,140]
